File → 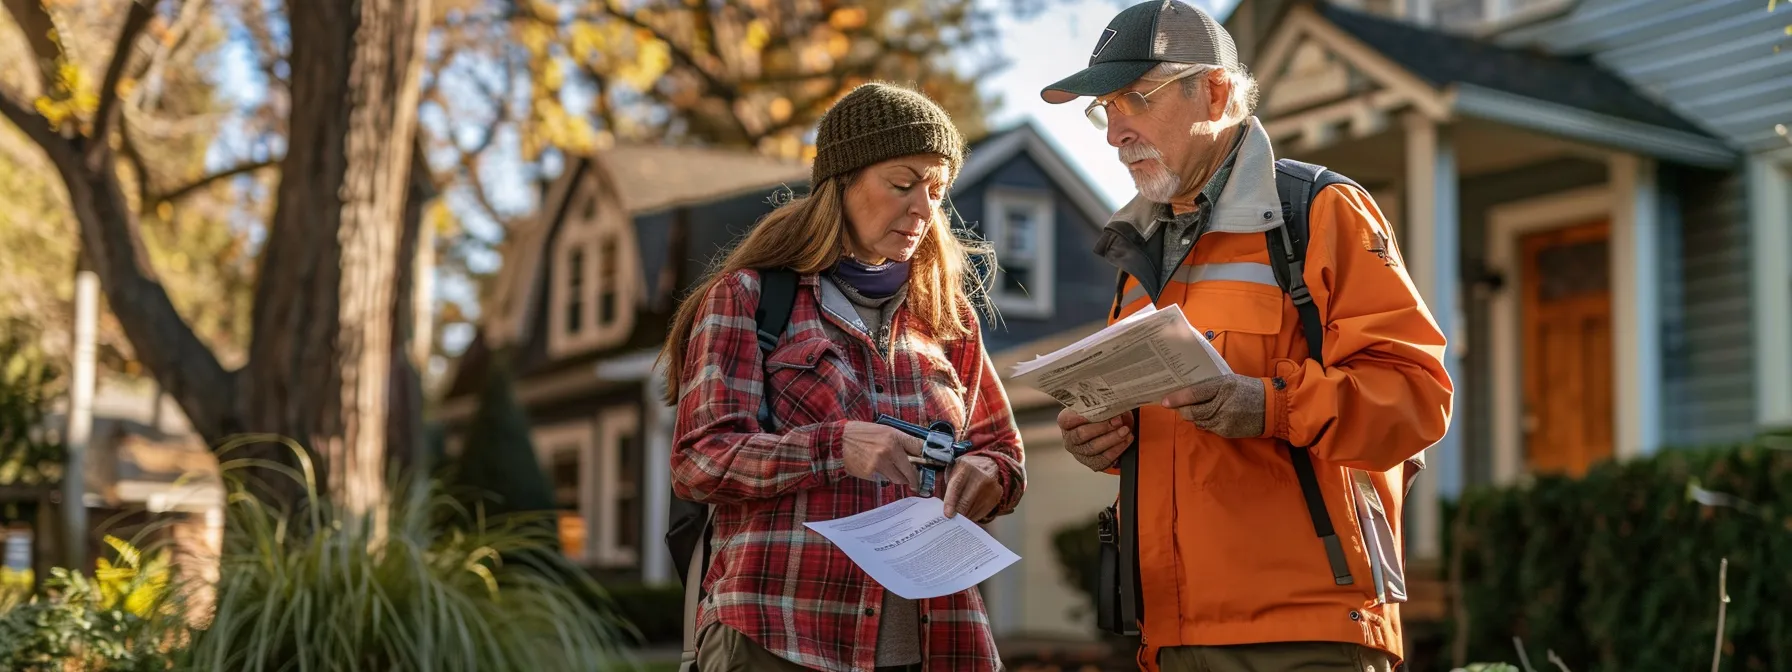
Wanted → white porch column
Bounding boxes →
[1749,157,1792,430]
[1402,112,1460,562]
[642,370,674,584]
[1610,153,1664,457]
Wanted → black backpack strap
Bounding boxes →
[679,267,800,668]
[753,268,799,432]
[1269,158,1356,587]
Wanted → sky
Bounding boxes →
[980,0,1239,210]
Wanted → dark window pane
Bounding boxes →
[566,248,586,333]
[617,495,640,553]
[598,238,618,325]
[1002,267,1032,295]
[1537,240,1609,301]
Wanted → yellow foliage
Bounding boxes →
[33,62,99,129]
[569,23,608,62]
[829,7,869,30]
[745,20,771,51]
[768,96,793,123]
[616,38,672,91]
[517,21,555,54]
[541,58,565,91]
[826,32,851,60]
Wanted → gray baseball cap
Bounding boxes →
[1040,0,1241,105]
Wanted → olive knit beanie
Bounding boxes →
[811,82,966,186]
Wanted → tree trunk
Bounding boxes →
[0,0,433,521]
[387,139,437,479]
[241,0,431,515]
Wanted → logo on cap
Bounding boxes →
[1092,28,1118,59]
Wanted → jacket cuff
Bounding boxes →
[1261,376,1289,441]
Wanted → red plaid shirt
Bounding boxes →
[670,270,1026,672]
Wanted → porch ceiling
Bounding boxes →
[1279,117,1602,188]
[1252,1,1738,169]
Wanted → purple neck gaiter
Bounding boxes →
[831,256,911,299]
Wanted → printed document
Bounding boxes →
[803,497,1020,600]
[1007,303,1231,422]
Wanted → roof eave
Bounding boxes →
[1446,84,1740,169]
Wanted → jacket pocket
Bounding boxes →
[1348,469,1408,605]
[1183,285,1285,378]
[763,337,861,427]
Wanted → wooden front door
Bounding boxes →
[1520,220,1614,477]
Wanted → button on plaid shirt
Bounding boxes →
[671,270,1026,672]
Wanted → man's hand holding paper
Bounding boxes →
[1161,373,1265,439]
[1006,304,1233,423]
[1057,410,1133,472]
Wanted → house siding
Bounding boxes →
[954,152,1115,354]
[1492,0,1788,153]
[1660,165,1755,447]
[1458,157,1608,487]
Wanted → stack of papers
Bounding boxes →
[1007,304,1232,422]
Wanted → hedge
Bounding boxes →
[1446,431,1792,671]
[604,582,686,645]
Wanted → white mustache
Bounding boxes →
[1119,144,1163,164]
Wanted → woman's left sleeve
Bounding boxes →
[958,322,1027,523]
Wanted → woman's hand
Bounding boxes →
[841,421,922,489]
[940,455,1002,520]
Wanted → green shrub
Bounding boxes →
[1447,432,1792,672]
[0,537,184,671]
[603,582,686,645]
[177,435,634,671]
[0,319,65,488]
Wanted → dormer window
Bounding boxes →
[547,175,637,357]
[985,189,1056,318]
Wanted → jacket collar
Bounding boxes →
[1102,116,1285,240]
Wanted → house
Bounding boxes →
[435,125,1123,636]
[1216,0,1791,595]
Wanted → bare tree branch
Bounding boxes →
[128,0,212,113]
[2,0,66,94]
[90,0,159,161]
[150,158,280,206]
[119,114,154,206]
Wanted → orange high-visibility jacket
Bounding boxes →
[1095,118,1453,670]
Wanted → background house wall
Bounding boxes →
[1659,166,1756,446]
[953,150,1115,353]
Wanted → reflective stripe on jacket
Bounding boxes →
[1097,118,1453,670]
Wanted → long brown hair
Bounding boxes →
[657,166,989,403]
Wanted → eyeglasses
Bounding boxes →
[1084,67,1205,130]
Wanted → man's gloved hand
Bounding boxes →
[1057,407,1132,472]
[1161,374,1265,439]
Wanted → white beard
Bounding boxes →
[1120,143,1181,203]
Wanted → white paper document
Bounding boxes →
[1007,303,1232,422]
[802,497,1020,600]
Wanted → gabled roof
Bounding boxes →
[602,144,810,215]
[1311,2,1711,138]
[956,121,1116,228]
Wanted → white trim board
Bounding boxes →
[1749,157,1792,428]
[1484,175,1661,485]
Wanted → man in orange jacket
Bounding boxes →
[1040,2,1454,671]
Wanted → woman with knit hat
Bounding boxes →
[659,82,1025,671]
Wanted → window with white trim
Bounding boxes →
[531,422,596,564]
[547,180,635,357]
[596,406,641,567]
[985,189,1056,318]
